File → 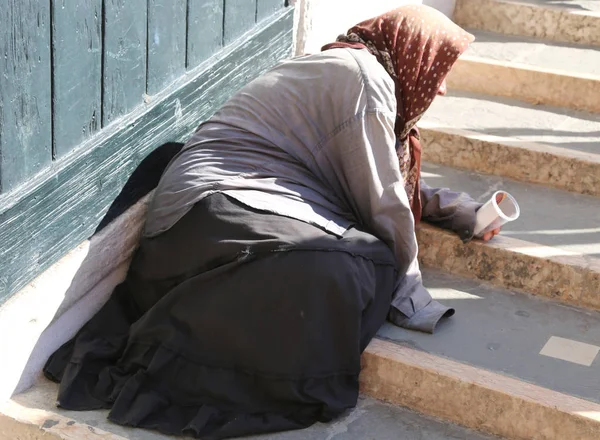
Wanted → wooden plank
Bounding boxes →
[257,0,284,22]
[224,0,257,45]
[187,0,224,69]
[102,0,147,126]
[0,0,52,192]
[52,0,102,158]
[146,0,187,95]
[0,9,294,304]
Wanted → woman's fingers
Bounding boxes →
[480,227,502,242]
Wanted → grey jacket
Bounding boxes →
[145,48,479,333]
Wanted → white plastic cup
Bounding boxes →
[474,191,520,237]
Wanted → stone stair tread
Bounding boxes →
[423,90,600,155]
[466,28,600,76]
[5,380,498,440]
[421,161,600,259]
[513,0,600,12]
[454,0,600,47]
[378,268,600,405]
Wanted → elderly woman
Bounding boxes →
[45,5,499,439]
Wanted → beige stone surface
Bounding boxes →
[423,91,600,156]
[361,338,600,440]
[0,400,125,440]
[454,0,600,46]
[419,123,600,196]
[416,223,600,311]
[465,29,600,77]
[447,56,600,114]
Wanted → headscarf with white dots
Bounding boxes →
[322,4,474,222]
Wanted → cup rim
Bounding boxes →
[492,191,520,221]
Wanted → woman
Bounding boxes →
[44,5,499,439]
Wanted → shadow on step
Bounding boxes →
[11,142,184,397]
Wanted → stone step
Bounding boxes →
[420,91,600,196]
[448,30,600,113]
[453,0,600,47]
[0,380,498,440]
[416,162,600,311]
[364,268,600,440]
[465,29,600,76]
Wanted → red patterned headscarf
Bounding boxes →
[322,5,474,223]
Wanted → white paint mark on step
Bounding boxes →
[502,227,600,236]
[429,288,482,300]
[540,336,599,367]
[575,411,600,422]
[420,171,443,178]
[511,243,600,258]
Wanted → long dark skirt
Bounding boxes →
[44,193,397,439]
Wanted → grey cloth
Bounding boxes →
[421,180,483,243]
[145,48,478,333]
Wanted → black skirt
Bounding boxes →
[44,193,397,439]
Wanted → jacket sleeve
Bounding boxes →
[420,179,483,243]
[315,111,453,333]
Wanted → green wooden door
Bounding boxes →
[0,0,293,303]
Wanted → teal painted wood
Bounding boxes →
[257,0,284,21]
[224,0,257,45]
[0,0,52,193]
[147,0,187,95]
[52,0,102,157]
[187,0,224,69]
[102,0,147,126]
[0,8,294,303]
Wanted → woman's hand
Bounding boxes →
[479,227,501,242]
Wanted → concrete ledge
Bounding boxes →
[454,0,600,47]
[362,338,600,440]
[6,339,599,440]
[0,400,125,440]
[417,223,600,312]
[420,122,600,197]
[0,195,150,402]
[448,56,600,114]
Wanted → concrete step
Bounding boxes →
[3,271,600,440]
[364,268,600,440]
[465,29,600,76]
[420,91,600,196]
[453,0,600,47]
[0,381,499,440]
[416,162,600,311]
[448,30,600,113]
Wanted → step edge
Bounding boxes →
[365,338,600,414]
[0,399,127,440]
[454,0,600,47]
[457,54,600,82]
[458,0,600,17]
[417,224,600,312]
[448,57,600,113]
[4,338,599,440]
[419,223,600,275]
[419,122,600,164]
[362,338,600,440]
[466,27,600,50]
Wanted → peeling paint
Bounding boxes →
[0,8,294,306]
